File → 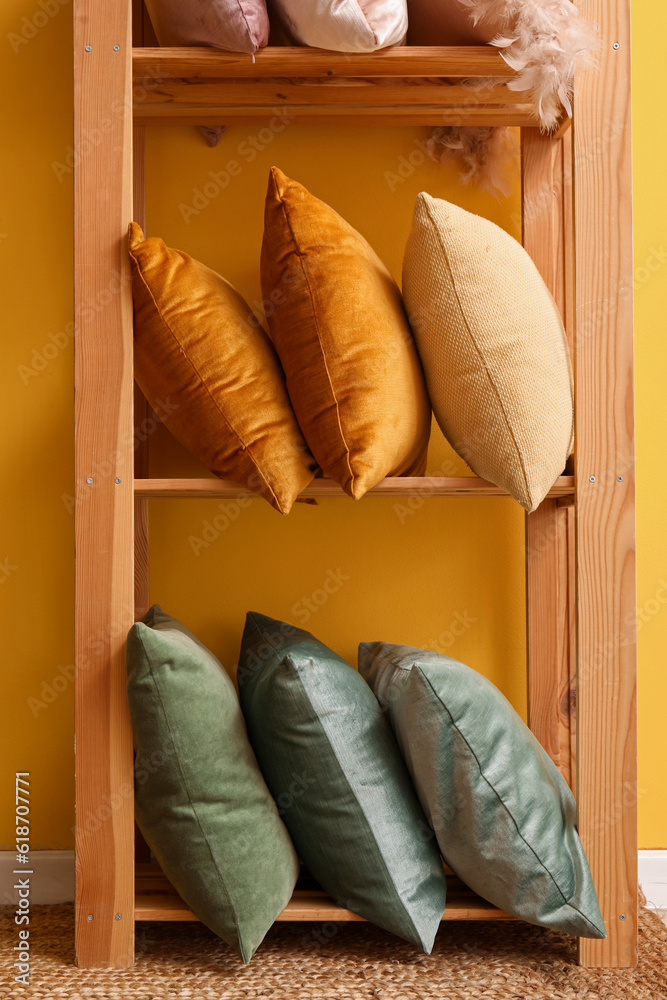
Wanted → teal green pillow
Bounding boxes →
[126,606,300,962]
[358,641,606,939]
[237,613,448,953]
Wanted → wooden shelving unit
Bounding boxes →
[73,0,637,972]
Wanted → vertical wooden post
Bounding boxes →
[132,123,152,865]
[133,125,151,623]
[522,130,575,788]
[574,0,637,968]
[74,0,135,968]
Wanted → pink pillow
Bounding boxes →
[144,0,269,52]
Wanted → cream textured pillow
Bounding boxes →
[268,0,407,52]
[402,194,573,512]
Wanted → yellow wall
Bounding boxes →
[1,0,665,851]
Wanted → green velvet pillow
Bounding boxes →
[358,642,605,939]
[126,606,300,962]
[237,613,448,953]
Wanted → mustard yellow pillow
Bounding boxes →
[129,223,316,514]
[402,195,573,512]
[260,168,431,499]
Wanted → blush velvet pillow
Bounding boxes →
[144,0,269,51]
[129,223,317,514]
[143,0,271,145]
[261,168,431,499]
[359,641,606,939]
[268,0,407,51]
[402,194,573,512]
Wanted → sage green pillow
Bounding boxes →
[237,613,448,953]
[359,641,606,939]
[126,606,299,962]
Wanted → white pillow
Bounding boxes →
[270,0,407,52]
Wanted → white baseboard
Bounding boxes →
[1,849,666,910]
[0,850,74,905]
[638,849,667,914]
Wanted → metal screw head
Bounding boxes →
[619,913,626,921]
[86,477,93,484]
[85,45,92,52]
[617,475,623,482]
[113,44,120,51]
[613,42,620,49]
[589,475,596,483]
[114,478,121,484]
[115,913,122,920]
[87,914,93,921]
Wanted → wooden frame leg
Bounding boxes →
[74,0,136,968]
[573,0,637,967]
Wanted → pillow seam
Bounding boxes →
[250,618,427,943]
[132,626,246,956]
[232,0,255,46]
[130,244,281,509]
[275,189,356,492]
[420,200,534,507]
[351,0,379,46]
[415,664,604,936]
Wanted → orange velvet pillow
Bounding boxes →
[260,168,431,499]
[129,223,317,514]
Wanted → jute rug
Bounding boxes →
[2,904,666,999]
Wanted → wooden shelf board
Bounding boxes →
[134,81,529,109]
[132,45,515,80]
[131,45,556,127]
[134,107,540,127]
[134,475,574,500]
[134,868,516,923]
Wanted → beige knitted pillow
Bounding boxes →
[402,194,573,513]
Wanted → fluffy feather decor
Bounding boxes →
[428,0,597,194]
[428,125,519,198]
[460,0,599,130]
[199,125,227,147]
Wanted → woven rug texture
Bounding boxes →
[1,904,667,999]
